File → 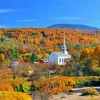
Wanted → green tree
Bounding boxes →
[30,53,38,63]
[10,49,19,59]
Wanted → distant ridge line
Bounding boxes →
[48,24,100,31]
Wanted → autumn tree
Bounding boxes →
[0,53,4,62]
[28,70,42,82]
[0,69,12,83]
[80,48,94,60]
[80,46,100,75]
[0,91,32,100]
[11,63,33,79]
[19,48,26,54]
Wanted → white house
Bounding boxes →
[49,32,71,65]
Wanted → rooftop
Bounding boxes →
[53,52,71,57]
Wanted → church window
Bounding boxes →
[62,58,63,62]
[62,58,65,63]
[59,58,61,63]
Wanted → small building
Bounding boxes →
[38,58,49,63]
[49,32,71,65]
[10,61,19,68]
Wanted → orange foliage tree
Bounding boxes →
[0,28,100,62]
[80,48,94,59]
[0,83,14,91]
[0,69,12,83]
[34,76,75,96]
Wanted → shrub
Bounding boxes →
[0,83,14,91]
[0,91,32,100]
[0,69,12,83]
[75,76,100,88]
[14,81,31,93]
[10,78,31,93]
[75,77,86,87]
[11,78,25,86]
[35,76,75,96]
[82,88,99,96]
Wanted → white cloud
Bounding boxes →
[0,9,16,13]
[17,19,36,22]
[0,25,6,28]
[51,17,84,20]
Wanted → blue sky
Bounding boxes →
[0,0,100,28]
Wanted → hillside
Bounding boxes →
[48,24,100,31]
[0,28,100,62]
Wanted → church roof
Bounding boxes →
[53,52,71,57]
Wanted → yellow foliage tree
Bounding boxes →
[0,91,32,100]
[81,48,94,59]
[93,46,100,58]
[0,53,4,61]
[35,76,75,95]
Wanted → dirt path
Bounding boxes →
[49,93,100,100]
[31,87,100,100]
[72,87,100,93]
[49,87,100,100]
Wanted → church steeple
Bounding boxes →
[62,30,68,54]
[64,31,65,45]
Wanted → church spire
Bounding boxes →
[64,30,65,45]
[62,30,68,54]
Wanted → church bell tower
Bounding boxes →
[62,31,68,54]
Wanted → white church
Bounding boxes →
[49,32,71,65]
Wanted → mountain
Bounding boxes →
[48,24,100,31]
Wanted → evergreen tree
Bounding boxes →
[10,49,19,59]
[30,53,38,63]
